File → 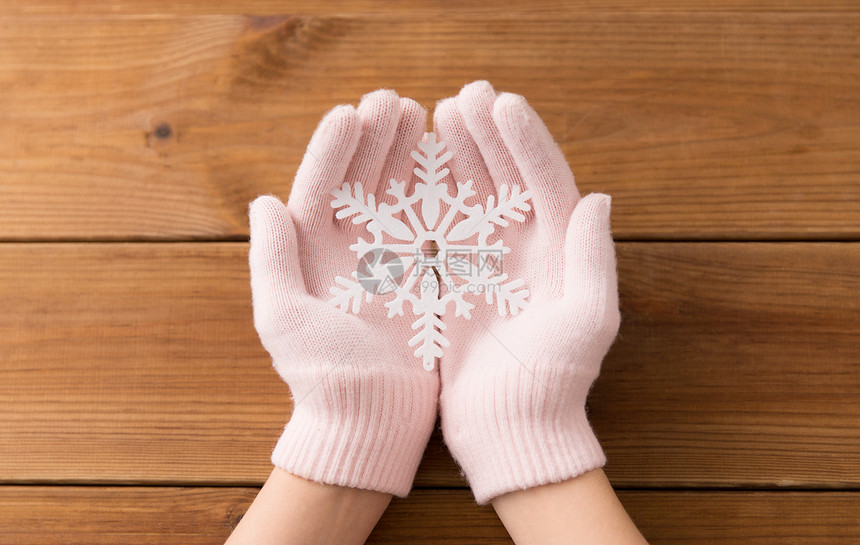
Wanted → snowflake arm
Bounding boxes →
[411,133,453,228]
[447,183,533,242]
[484,274,529,316]
[383,257,418,318]
[331,182,414,241]
[411,132,452,186]
[437,266,476,319]
[444,247,529,317]
[329,274,371,314]
[435,180,478,235]
[407,268,448,371]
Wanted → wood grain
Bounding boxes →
[0,486,257,545]
[621,491,860,544]
[595,242,860,487]
[3,3,857,542]
[1,14,858,240]
[1,242,857,487]
[7,1,860,15]
[0,243,284,485]
[0,486,858,544]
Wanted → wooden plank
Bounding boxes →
[0,486,258,545]
[1,242,858,487]
[620,491,860,544]
[1,14,858,240]
[383,490,860,545]
[6,1,860,15]
[0,243,283,484]
[594,242,860,487]
[0,486,858,544]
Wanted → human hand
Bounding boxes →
[248,89,439,497]
[434,81,621,504]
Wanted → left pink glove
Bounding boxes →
[248,89,439,497]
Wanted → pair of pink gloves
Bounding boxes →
[248,81,620,504]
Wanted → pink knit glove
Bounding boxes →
[248,90,439,497]
[434,81,621,504]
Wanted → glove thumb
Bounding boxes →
[249,195,306,316]
[563,193,620,337]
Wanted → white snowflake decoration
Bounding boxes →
[329,133,533,371]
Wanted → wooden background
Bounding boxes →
[1,1,859,543]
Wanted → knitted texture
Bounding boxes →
[434,81,621,504]
[248,89,439,497]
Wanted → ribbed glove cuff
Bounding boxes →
[272,368,437,497]
[444,399,605,504]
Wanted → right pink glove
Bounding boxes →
[249,89,439,497]
[434,81,621,504]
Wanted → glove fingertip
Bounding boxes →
[433,96,458,126]
[249,195,306,298]
[570,193,612,235]
[249,195,286,241]
[564,192,616,296]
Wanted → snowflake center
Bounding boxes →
[419,240,439,259]
[414,231,446,260]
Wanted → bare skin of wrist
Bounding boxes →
[224,468,391,545]
[491,469,649,545]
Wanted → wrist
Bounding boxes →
[226,468,391,545]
